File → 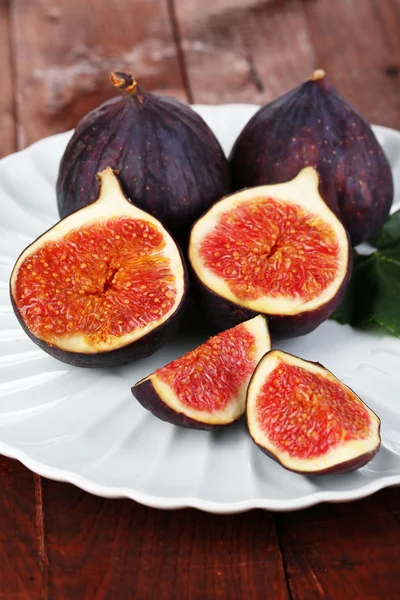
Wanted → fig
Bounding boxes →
[132,315,271,429]
[57,72,231,242]
[10,168,187,368]
[230,69,393,245]
[189,167,351,338]
[247,350,381,475]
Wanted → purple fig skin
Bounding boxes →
[132,377,240,430]
[246,351,381,475]
[10,283,187,368]
[230,71,393,245]
[189,241,352,339]
[57,73,231,243]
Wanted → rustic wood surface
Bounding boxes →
[2,0,400,598]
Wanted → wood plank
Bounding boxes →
[0,457,46,599]
[0,6,45,599]
[302,0,400,127]
[7,2,187,597]
[277,488,400,600]
[173,0,316,104]
[41,480,289,599]
[0,0,16,156]
[11,0,186,147]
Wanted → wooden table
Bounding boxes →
[1,1,400,598]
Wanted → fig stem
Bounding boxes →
[96,166,120,181]
[309,69,326,81]
[110,72,138,95]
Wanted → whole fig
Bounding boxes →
[230,70,393,245]
[57,73,231,241]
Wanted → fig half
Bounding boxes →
[132,315,271,429]
[189,167,351,338]
[247,350,381,475]
[10,168,187,367]
[57,72,231,242]
[230,70,393,245]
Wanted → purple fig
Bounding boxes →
[57,72,231,243]
[230,70,393,245]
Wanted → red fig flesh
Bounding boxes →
[57,72,231,242]
[10,168,187,367]
[132,315,271,429]
[230,70,393,245]
[189,167,351,338]
[247,350,381,474]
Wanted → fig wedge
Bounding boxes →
[132,315,271,429]
[10,168,187,367]
[247,350,381,475]
[189,167,351,338]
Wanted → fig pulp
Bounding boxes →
[10,168,187,367]
[57,72,231,242]
[189,167,351,338]
[230,70,393,245]
[247,350,381,474]
[132,315,271,429]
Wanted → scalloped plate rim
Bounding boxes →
[1,104,400,513]
[0,437,399,513]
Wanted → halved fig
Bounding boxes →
[189,167,351,338]
[10,168,187,367]
[247,350,381,475]
[132,315,270,429]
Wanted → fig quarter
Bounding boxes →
[132,315,271,429]
[246,350,381,475]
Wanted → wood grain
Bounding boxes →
[0,457,45,599]
[41,480,289,599]
[0,0,16,156]
[173,0,316,104]
[277,488,400,600]
[302,0,400,127]
[0,7,45,599]
[10,0,186,147]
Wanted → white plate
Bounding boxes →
[1,104,400,513]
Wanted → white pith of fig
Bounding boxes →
[247,350,381,475]
[188,167,352,337]
[10,168,187,367]
[132,315,271,429]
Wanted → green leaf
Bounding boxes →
[332,210,400,338]
[373,209,400,250]
[333,253,377,326]
[371,254,400,337]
